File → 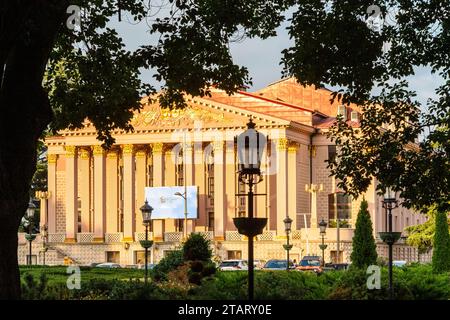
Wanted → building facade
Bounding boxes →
[18,78,430,265]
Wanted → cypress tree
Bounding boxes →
[432,208,450,273]
[350,199,378,268]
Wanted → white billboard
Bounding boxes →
[144,186,198,219]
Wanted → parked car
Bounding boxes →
[89,262,101,268]
[324,263,350,271]
[219,260,248,271]
[254,259,267,269]
[95,262,121,269]
[263,259,295,270]
[137,263,156,270]
[296,256,322,273]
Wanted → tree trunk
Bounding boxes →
[0,1,67,299]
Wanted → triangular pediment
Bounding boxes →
[59,92,291,136]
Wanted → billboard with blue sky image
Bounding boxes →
[144,186,198,219]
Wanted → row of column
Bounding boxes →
[47,137,301,242]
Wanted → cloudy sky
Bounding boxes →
[114,12,443,108]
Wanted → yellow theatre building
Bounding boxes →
[17,78,430,266]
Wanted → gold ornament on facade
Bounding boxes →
[121,144,134,155]
[47,154,58,164]
[64,146,77,157]
[92,145,105,156]
[151,142,164,154]
[288,141,299,153]
[130,104,230,128]
[135,150,147,158]
[79,148,90,160]
[35,190,51,199]
[276,138,289,151]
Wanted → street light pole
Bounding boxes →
[318,219,328,267]
[140,200,154,285]
[24,199,36,265]
[380,187,401,300]
[283,216,293,271]
[233,118,267,301]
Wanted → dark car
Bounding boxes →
[325,263,350,271]
[263,259,295,270]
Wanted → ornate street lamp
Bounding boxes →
[24,199,36,265]
[318,219,328,267]
[234,118,267,300]
[140,200,154,285]
[379,186,401,300]
[283,216,293,270]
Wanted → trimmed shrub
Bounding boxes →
[152,250,184,281]
[183,233,212,262]
[350,199,378,269]
[432,209,450,273]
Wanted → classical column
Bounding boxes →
[306,184,323,228]
[152,142,164,241]
[287,142,298,231]
[65,146,78,242]
[225,140,236,233]
[276,138,288,237]
[106,150,119,233]
[165,145,176,232]
[256,146,267,220]
[36,191,51,231]
[184,142,195,233]
[194,143,206,230]
[47,154,57,233]
[78,148,91,233]
[135,149,147,233]
[92,146,106,241]
[213,140,225,241]
[122,144,135,242]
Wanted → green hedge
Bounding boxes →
[20,264,450,300]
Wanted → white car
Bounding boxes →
[219,260,248,271]
[393,260,407,268]
[95,262,121,269]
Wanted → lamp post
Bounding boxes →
[24,199,36,265]
[234,118,267,301]
[379,187,401,300]
[174,191,188,240]
[283,216,293,270]
[318,219,328,267]
[140,200,154,285]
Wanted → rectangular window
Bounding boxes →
[238,181,246,214]
[328,145,337,163]
[227,250,242,260]
[176,163,184,186]
[106,251,120,263]
[147,160,154,187]
[328,193,351,226]
[134,251,151,265]
[176,219,184,232]
[208,212,214,231]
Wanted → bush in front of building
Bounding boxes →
[328,264,450,300]
[183,233,213,262]
[432,206,450,273]
[151,250,184,281]
[350,199,378,269]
